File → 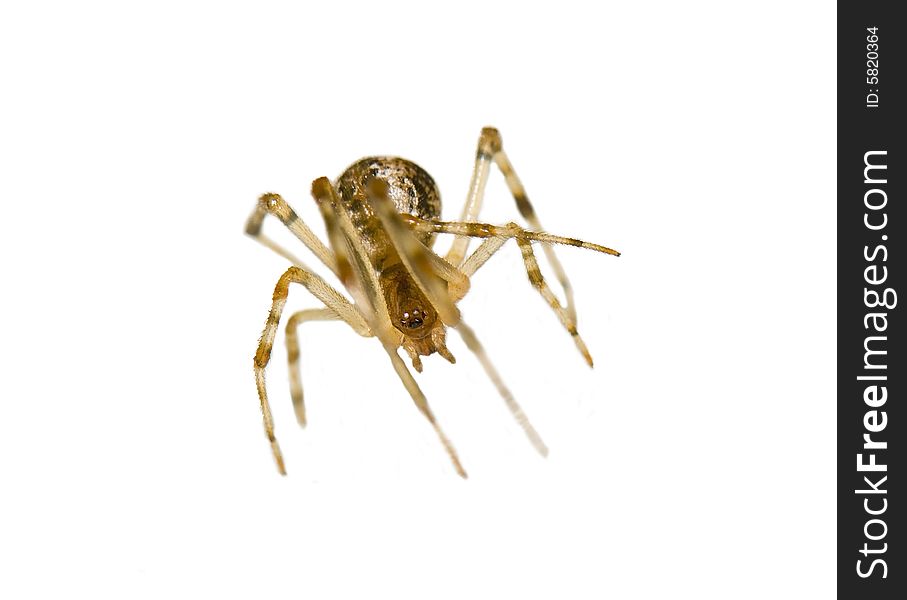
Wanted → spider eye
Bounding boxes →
[401,309,424,329]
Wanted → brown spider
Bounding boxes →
[246,127,619,478]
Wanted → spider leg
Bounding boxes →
[384,341,467,478]
[246,192,340,277]
[406,217,616,365]
[455,321,548,456]
[406,217,620,257]
[285,308,341,427]
[254,266,370,475]
[311,178,395,337]
[365,180,471,302]
[367,183,547,456]
[515,238,593,365]
[447,126,597,323]
[445,129,495,266]
[460,226,596,365]
[311,178,467,478]
[460,237,506,277]
[367,179,463,326]
[449,215,618,280]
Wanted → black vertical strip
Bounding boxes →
[838,3,904,597]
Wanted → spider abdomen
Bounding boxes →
[334,157,441,264]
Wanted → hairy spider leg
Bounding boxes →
[285,308,340,427]
[367,182,548,457]
[311,178,468,478]
[407,216,619,366]
[448,128,579,318]
[444,127,600,359]
[364,180,471,304]
[407,218,621,257]
[460,236,506,277]
[246,192,340,276]
[515,237,592,365]
[366,179,461,326]
[254,266,371,475]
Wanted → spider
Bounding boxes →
[246,127,619,478]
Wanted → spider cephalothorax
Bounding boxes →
[247,127,620,478]
[381,263,438,334]
[380,262,455,370]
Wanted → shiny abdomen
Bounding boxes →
[334,157,442,268]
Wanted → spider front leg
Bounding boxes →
[311,178,468,478]
[447,127,579,316]
[366,182,548,457]
[442,127,612,364]
[254,266,370,475]
[411,216,618,366]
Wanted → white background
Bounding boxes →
[0,1,835,598]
